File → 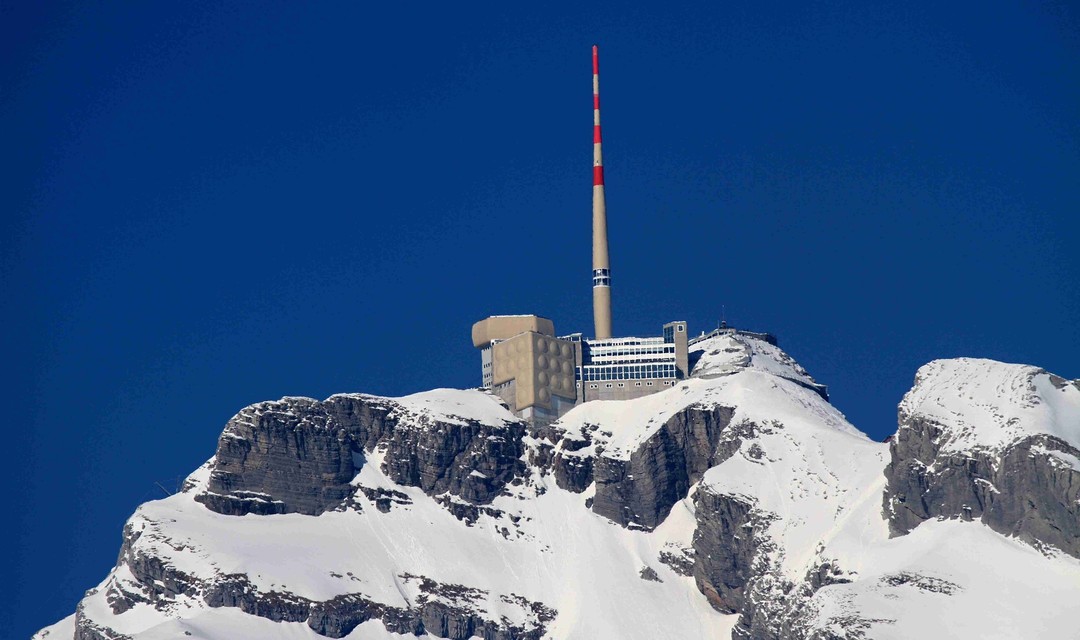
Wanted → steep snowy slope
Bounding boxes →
[35,335,1080,640]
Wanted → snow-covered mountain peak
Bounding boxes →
[900,357,1080,454]
[689,333,827,398]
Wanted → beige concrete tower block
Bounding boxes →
[472,315,555,348]
[491,332,577,411]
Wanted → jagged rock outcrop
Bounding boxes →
[197,391,527,517]
[200,572,554,639]
[379,414,527,505]
[589,405,735,530]
[885,424,1080,556]
[692,485,758,613]
[112,550,552,639]
[196,396,391,515]
[543,403,736,530]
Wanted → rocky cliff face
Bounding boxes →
[197,391,528,518]
[542,404,735,530]
[36,337,1080,640]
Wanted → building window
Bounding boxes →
[647,382,654,386]
[605,383,613,388]
[635,382,642,386]
[590,383,599,389]
[617,383,625,388]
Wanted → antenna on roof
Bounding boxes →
[721,305,727,329]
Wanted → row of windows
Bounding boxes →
[585,357,676,368]
[578,363,677,381]
[587,338,666,348]
[585,380,677,389]
[588,345,674,357]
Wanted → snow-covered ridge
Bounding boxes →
[236,389,519,432]
[900,358,1080,454]
[372,388,519,429]
[327,388,519,429]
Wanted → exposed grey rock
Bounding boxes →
[806,560,854,591]
[638,566,662,582]
[309,573,555,639]
[434,494,507,526]
[681,419,777,615]
[196,393,528,517]
[551,430,595,493]
[358,485,412,513]
[306,593,389,637]
[657,545,695,577]
[202,571,557,639]
[883,418,1080,558]
[196,396,371,516]
[104,521,202,615]
[74,598,133,640]
[82,528,558,640]
[692,484,759,614]
[205,574,312,622]
[880,572,960,595]
[692,480,816,640]
[380,416,527,505]
[589,405,735,530]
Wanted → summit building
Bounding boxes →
[471,46,693,425]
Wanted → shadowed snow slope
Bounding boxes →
[35,335,1080,640]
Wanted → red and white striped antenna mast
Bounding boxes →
[591,44,612,339]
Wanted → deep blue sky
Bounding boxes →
[4,1,1078,635]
